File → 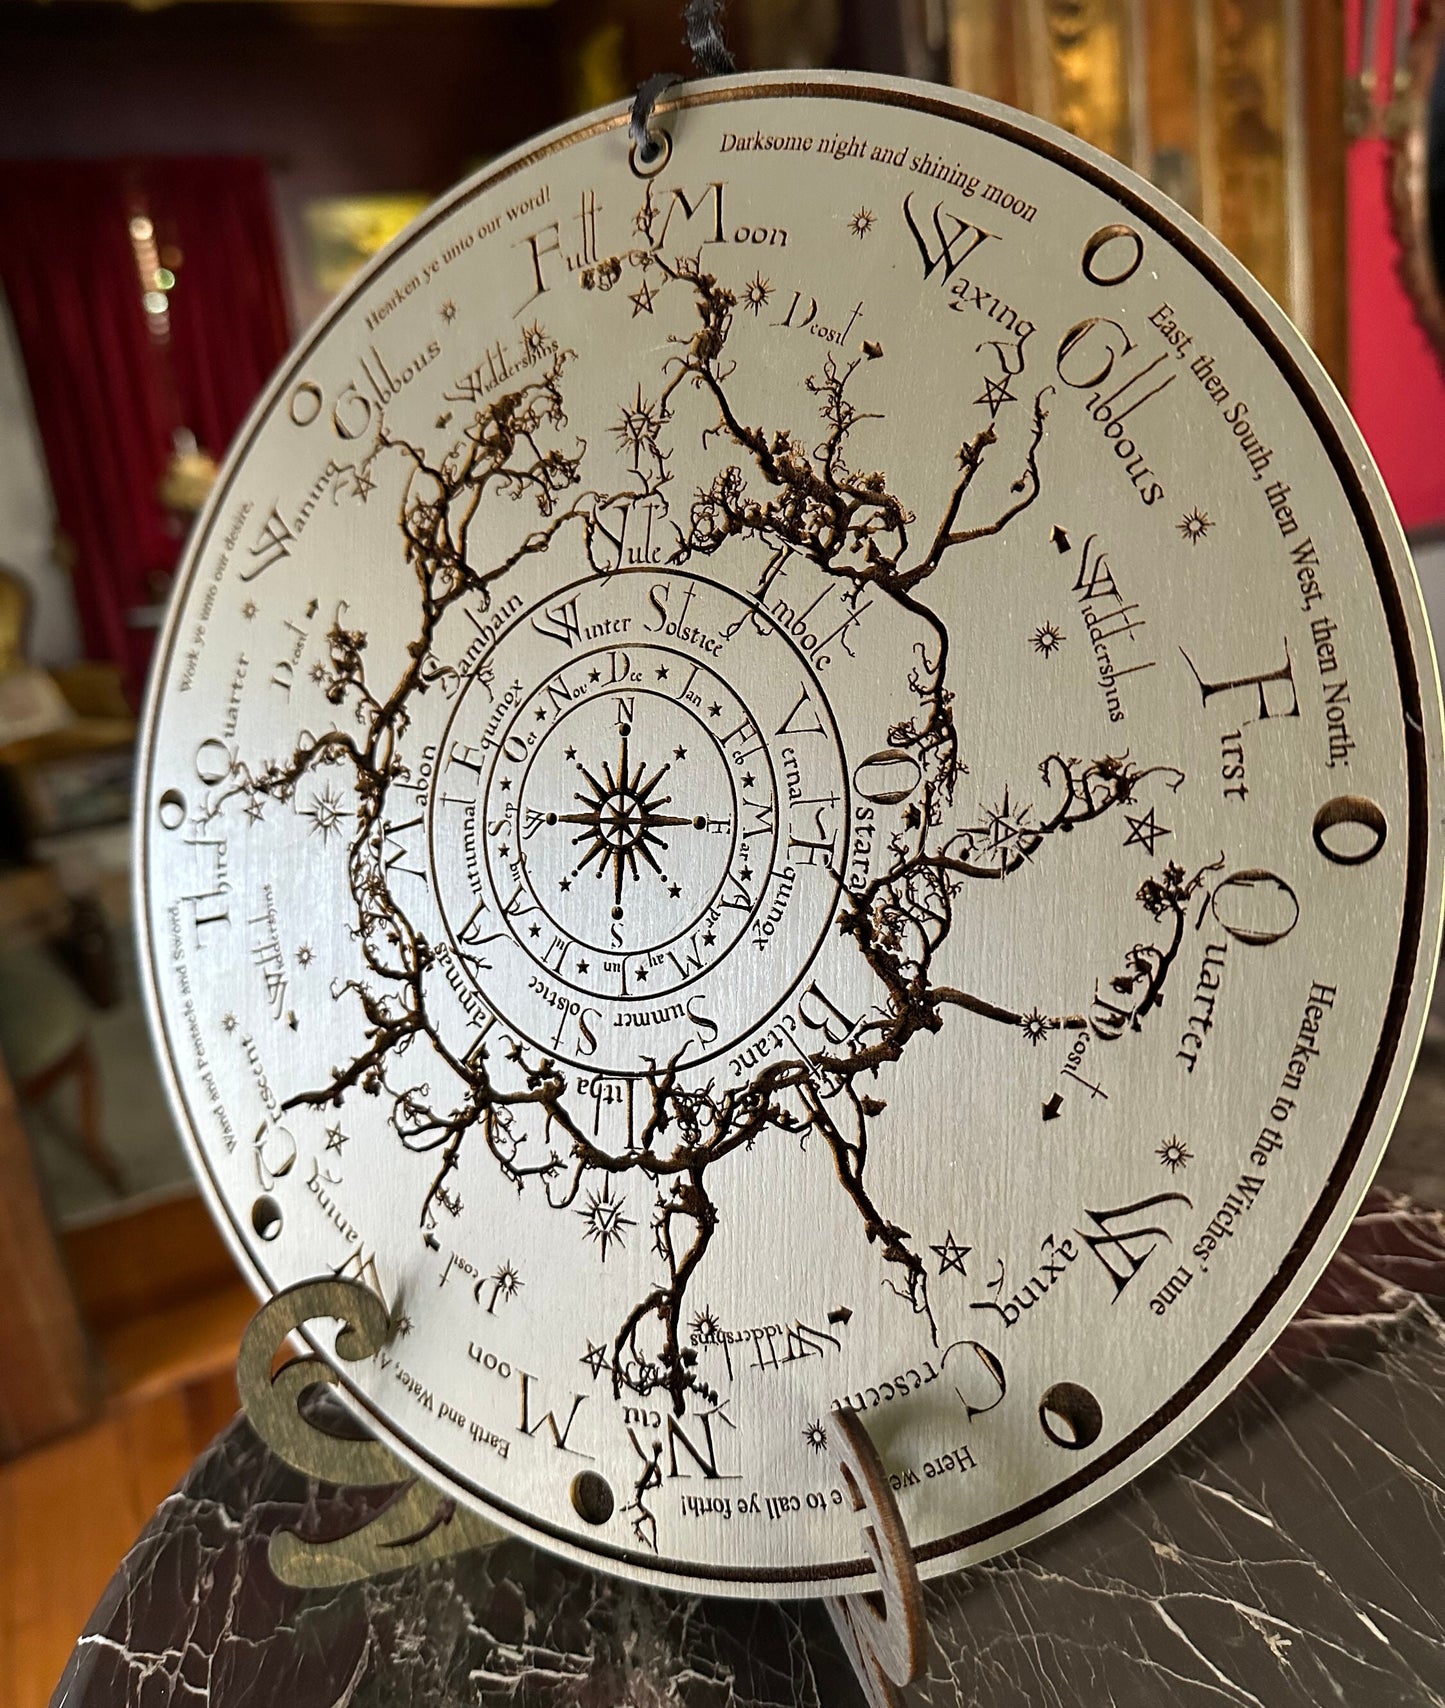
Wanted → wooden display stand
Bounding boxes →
[239,1278,929,1705]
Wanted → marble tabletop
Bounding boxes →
[47,1170,1444,1707]
[43,974,1445,1706]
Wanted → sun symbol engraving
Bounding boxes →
[301,783,349,843]
[1019,1007,1051,1046]
[296,944,314,968]
[240,600,258,621]
[980,788,1034,872]
[742,272,773,314]
[552,725,699,908]
[441,300,457,323]
[1158,1136,1193,1172]
[221,1013,238,1034]
[803,1419,829,1453]
[1030,622,1064,657]
[1177,507,1213,544]
[848,207,876,238]
[483,1261,522,1312]
[689,1308,721,1343]
[578,1182,636,1260]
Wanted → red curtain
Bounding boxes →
[0,158,291,696]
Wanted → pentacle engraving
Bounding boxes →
[929,1231,971,1276]
[1121,804,1171,856]
[140,78,1439,1598]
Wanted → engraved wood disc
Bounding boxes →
[137,72,1445,1596]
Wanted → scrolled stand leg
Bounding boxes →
[237,1276,504,1589]
[823,1407,932,1708]
[239,1286,932,1697]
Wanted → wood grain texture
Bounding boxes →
[947,0,1020,107]
[1143,0,1202,216]
[1304,0,1349,390]
[0,1053,98,1459]
[1043,0,1137,166]
[62,1189,242,1333]
[1209,0,1291,309]
[0,1286,245,1708]
[946,0,1347,378]
[102,1282,255,1402]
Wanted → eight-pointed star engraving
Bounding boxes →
[578,1182,637,1260]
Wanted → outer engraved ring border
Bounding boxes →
[134,74,1443,1595]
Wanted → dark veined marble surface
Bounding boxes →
[50,1183,1445,1707]
[53,984,1445,1708]
[918,1189,1445,1707]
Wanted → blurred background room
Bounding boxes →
[3,0,1445,1699]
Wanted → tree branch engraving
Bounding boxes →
[217,208,1194,1542]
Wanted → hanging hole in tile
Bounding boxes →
[571,1469,615,1524]
[1038,1381,1103,1450]
[252,1195,283,1241]
[630,128,673,178]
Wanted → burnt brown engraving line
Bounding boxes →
[552,724,700,906]
[210,185,1194,1552]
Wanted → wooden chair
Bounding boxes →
[0,941,124,1196]
[0,565,126,1194]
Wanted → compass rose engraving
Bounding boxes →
[554,724,702,910]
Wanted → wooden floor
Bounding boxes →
[0,1284,253,1708]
